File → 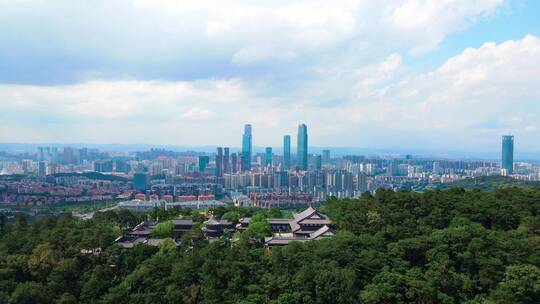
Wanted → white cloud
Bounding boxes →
[183,107,217,120]
[391,0,505,54]
[351,34,540,148]
[231,46,297,65]
[0,0,507,75]
[1,35,539,150]
[3,0,539,152]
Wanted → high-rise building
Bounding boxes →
[133,172,150,191]
[78,147,88,164]
[38,147,44,161]
[94,159,113,172]
[265,147,273,166]
[223,147,230,174]
[502,135,514,174]
[386,161,396,176]
[115,159,131,174]
[322,150,331,163]
[432,161,440,174]
[231,153,238,173]
[216,147,223,177]
[63,147,74,165]
[21,160,32,174]
[38,161,48,176]
[297,124,308,170]
[315,154,322,170]
[283,135,291,170]
[356,173,368,193]
[51,147,58,164]
[198,156,210,172]
[242,124,252,171]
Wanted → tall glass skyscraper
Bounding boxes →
[215,147,223,177]
[322,149,330,163]
[297,124,308,171]
[242,124,252,171]
[230,153,238,173]
[199,156,210,173]
[265,147,273,166]
[502,135,514,174]
[283,135,291,169]
[223,147,230,174]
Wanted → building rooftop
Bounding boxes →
[309,225,335,239]
[172,219,196,226]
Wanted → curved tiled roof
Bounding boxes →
[293,206,317,222]
[309,225,335,239]
[204,216,221,226]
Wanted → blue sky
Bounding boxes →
[0,0,539,154]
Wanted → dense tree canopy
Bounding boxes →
[1,187,540,303]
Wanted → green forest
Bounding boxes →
[434,176,540,191]
[1,187,540,303]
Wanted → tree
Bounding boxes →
[79,265,115,303]
[266,207,283,218]
[9,282,51,304]
[47,258,80,295]
[491,264,540,303]
[57,293,77,304]
[1,188,540,303]
[152,220,174,238]
[245,213,271,239]
[222,211,242,224]
[0,212,6,233]
[27,243,58,280]
[158,238,177,255]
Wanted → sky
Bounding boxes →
[0,0,539,153]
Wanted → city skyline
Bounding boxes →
[1,1,540,151]
[0,117,531,161]
[0,121,536,159]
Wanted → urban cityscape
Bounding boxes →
[0,125,536,211]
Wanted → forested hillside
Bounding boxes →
[434,176,540,191]
[1,188,540,303]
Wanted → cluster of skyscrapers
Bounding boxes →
[213,123,311,177]
[212,128,519,180]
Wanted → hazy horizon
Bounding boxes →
[2,142,539,161]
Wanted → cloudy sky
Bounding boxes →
[1,0,539,153]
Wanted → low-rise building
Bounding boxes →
[264,225,335,247]
[237,206,335,247]
[172,219,197,238]
[202,216,234,239]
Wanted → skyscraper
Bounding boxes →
[242,124,252,171]
[216,147,223,177]
[198,156,210,173]
[38,147,44,161]
[502,135,514,174]
[38,161,48,176]
[133,172,150,191]
[283,135,291,170]
[315,154,322,170]
[223,147,230,174]
[322,150,330,163]
[231,153,238,173]
[63,147,74,165]
[265,147,273,166]
[297,124,308,170]
[78,147,88,165]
